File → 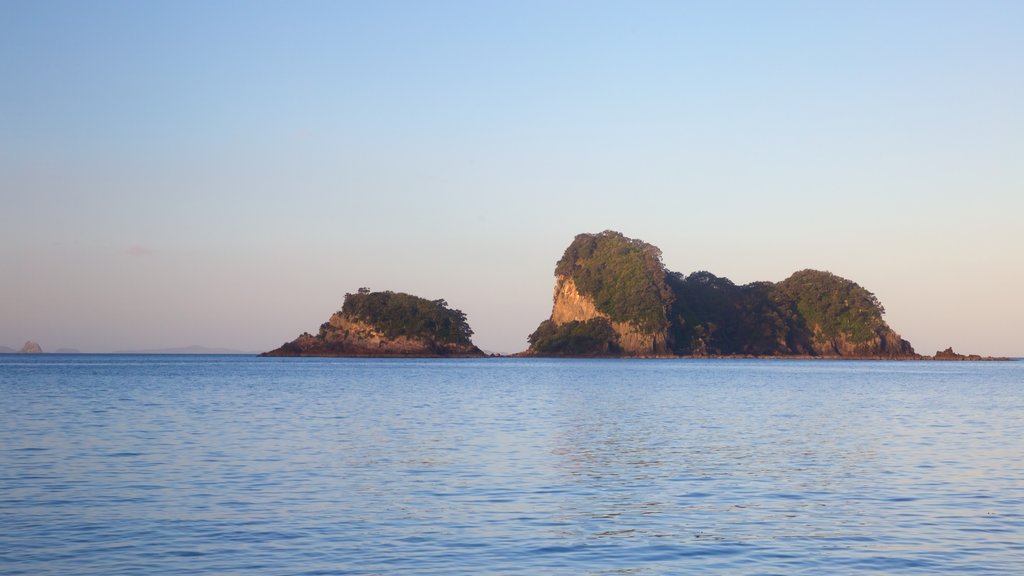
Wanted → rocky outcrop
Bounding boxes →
[549,275,669,355]
[549,275,602,325]
[20,341,42,354]
[263,289,485,358]
[266,316,482,357]
[527,231,921,358]
[931,347,1009,361]
[527,231,674,356]
[805,324,915,358]
[934,347,978,360]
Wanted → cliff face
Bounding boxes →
[264,290,484,357]
[805,325,914,358]
[528,231,918,358]
[548,275,669,355]
[527,231,674,356]
[549,275,602,324]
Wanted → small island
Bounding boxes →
[262,289,485,357]
[20,341,43,354]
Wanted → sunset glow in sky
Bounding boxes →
[2,1,1022,355]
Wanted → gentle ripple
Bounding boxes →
[1,355,1022,574]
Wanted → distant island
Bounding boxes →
[524,231,1005,359]
[263,289,485,357]
[20,341,43,354]
[0,341,44,354]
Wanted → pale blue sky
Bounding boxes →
[2,1,1021,355]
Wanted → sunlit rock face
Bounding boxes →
[527,231,676,357]
[547,275,670,356]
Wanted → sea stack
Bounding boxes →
[528,231,674,356]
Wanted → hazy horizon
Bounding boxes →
[2,2,1022,356]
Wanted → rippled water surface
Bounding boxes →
[1,355,1022,574]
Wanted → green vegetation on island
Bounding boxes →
[775,269,886,344]
[338,288,475,346]
[555,231,673,333]
[263,232,1006,360]
[527,231,916,358]
[528,318,620,356]
[263,289,483,357]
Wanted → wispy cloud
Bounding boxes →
[126,244,155,257]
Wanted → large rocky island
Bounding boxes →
[526,231,920,358]
[263,289,485,357]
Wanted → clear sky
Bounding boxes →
[1,1,1021,355]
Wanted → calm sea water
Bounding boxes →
[1,355,1022,575]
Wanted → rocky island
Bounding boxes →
[20,341,43,354]
[526,231,921,358]
[263,289,485,357]
[264,232,1008,360]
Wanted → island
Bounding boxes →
[262,288,485,357]
[262,232,1008,360]
[524,230,984,359]
[20,341,43,354]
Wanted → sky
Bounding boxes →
[1,1,1021,355]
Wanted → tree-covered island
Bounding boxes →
[526,230,919,358]
[262,289,484,357]
[264,232,1008,360]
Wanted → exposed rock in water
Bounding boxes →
[935,347,976,360]
[931,347,1009,361]
[263,289,484,357]
[20,341,43,354]
[526,230,917,358]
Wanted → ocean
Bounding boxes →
[1,355,1022,574]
